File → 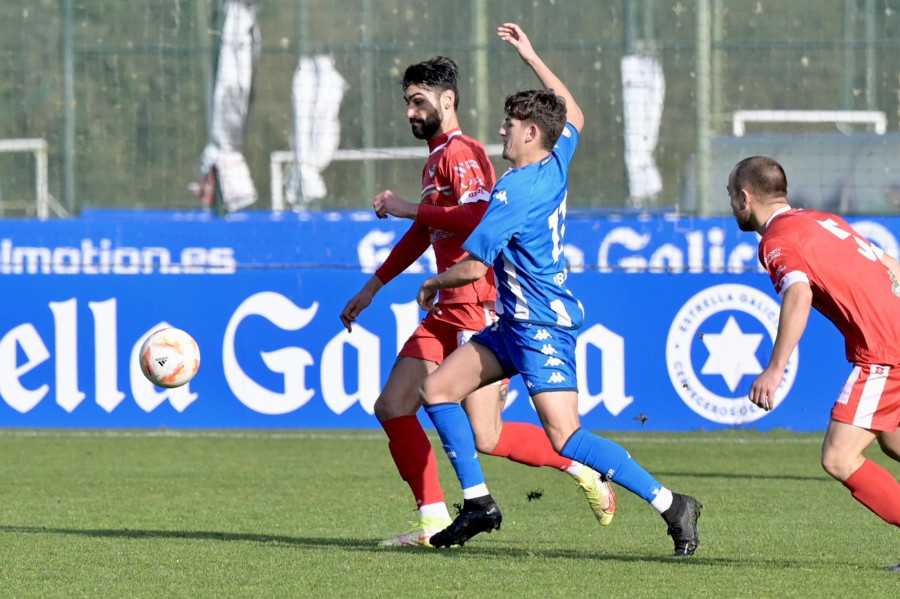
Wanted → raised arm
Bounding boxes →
[497,22,584,133]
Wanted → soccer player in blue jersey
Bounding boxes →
[414,22,702,556]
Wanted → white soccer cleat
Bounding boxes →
[377,515,453,547]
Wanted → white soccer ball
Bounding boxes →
[139,327,201,388]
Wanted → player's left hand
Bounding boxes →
[497,23,538,63]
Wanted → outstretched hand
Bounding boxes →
[497,23,538,63]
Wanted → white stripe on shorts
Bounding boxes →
[836,366,861,405]
[854,365,890,429]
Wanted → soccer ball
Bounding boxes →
[139,327,201,388]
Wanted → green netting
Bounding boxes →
[0,0,898,215]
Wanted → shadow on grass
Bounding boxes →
[0,524,742,566]
[653,470,830,483]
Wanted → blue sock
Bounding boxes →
[423,403,485,490]
[561,428,663,503]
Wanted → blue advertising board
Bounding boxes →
[1,208,896,431]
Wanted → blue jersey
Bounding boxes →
[463,123,584,329]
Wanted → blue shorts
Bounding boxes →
[471,318,578,395]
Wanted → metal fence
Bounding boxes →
[1,0,898,216]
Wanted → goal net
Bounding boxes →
[0,139,65,219]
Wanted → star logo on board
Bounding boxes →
[666,284,798,425]
[699,315,763,392]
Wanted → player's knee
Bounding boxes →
[417,377,440,406]
[472,430,500,454]
[373,394,392,422]
[820,448,851,480]
[373,393,414,422]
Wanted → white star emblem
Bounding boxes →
[700,316,763,392]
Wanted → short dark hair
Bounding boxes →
[731,156,788,199]
[401,56,459,109]
[504,89,566,151]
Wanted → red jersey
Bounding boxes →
[375,128,497,305]
[759,208,900,365]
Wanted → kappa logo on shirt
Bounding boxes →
[493,190,508,204]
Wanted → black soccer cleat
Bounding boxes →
[662,492,702,557]
[883,563,900,572]
[430,499,502,548]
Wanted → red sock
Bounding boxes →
[842,458,900,527]
[382,415,444,508]
[489,421,573,471]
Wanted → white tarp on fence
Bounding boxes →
[621,53,665,207]
[195,0,260,212]
[285,55,348,209]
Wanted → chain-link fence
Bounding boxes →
[1,0,898,216]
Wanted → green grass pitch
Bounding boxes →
[1,428,898,598]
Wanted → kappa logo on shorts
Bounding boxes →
[665,284,798,425]
[533,328,552,341]
[544,356,564,367]
[540,344,557,356]
[547,372,566,384]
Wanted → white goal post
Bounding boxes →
[732,110,887,137]
[0,138,63,220]
[269,144,504,211]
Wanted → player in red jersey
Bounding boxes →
[729,156,900,571]
[340,56,614,547]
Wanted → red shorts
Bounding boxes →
[398,302,495,364]
[831,364,900,432]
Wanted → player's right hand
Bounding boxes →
[373,189,395,219]
[340,291,373,332]
[416,284,439,314]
